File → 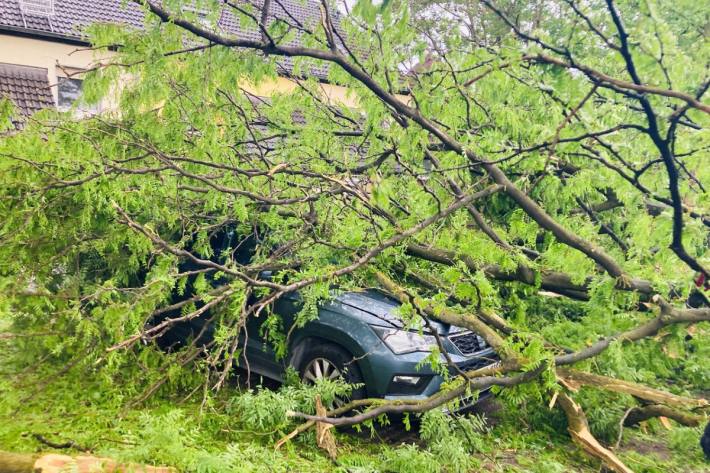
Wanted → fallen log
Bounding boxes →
[0,451,174,473]
[557,393,633,473]
[556,368,709,409]
[623,404,704,427]
[0,451,36,473]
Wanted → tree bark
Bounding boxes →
[0,451,174,473]
[557,394,634,473]
[0,451,37,473]
[624,404,703,427]
[556,368,709,409]
[406,243,654,300]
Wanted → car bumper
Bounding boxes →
[364,346,498,405]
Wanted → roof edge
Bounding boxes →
[0,61,49,73]
[0,24,88,46]
[0,22,351,87]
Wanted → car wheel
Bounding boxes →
[297,343,365,405]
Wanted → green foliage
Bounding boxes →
[417,409,488,471]
[0,97,14,132]
[2,363,708,472]
[0,0,709,471]
[227,378,353,435]
[380,444,440,473]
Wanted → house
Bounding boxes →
[0,0,356,124]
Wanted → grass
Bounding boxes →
[0,327,705,473]
[1,367,707,473]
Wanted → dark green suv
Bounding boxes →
[163,286,497,403]
[157,228,497,403]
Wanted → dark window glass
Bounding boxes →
[57,77,83,108]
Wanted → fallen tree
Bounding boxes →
[1,0,708,471]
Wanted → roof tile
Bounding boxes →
[0,61,54,121]
[0,1,341,79]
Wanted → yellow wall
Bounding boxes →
[0,33,109,105]
[0,32,401,110]
[242,76,360,108]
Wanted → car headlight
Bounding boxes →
[373,327,438,354]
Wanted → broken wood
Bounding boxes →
[0,450,174,473]
[0,451,37,473]
[275,420,315,450]
[34,454,175,473]
[557,393,634,473]
[623,404,704,427]
[314,396,337,460]
[556,368,709,409]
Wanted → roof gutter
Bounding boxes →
[0,24,88,46]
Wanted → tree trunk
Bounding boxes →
[0,451,37,473]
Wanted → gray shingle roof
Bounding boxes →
[0,1,341,79]
[0,62,54,122]
[0,0,144,40]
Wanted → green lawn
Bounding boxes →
[1,370,706,473]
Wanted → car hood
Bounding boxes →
[329,289,464,335]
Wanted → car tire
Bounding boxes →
[297,342,366,402]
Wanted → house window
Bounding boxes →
[57,77,83,110]
[56,72,100,115]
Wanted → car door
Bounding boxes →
[238,291,303,380]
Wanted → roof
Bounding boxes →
[0,0,144,40]
[0,62,54,124]
[0,0,341,79]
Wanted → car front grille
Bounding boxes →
[449,331,488,355]
[456,356,496,372]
